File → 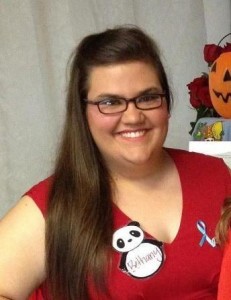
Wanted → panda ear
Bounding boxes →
[127,221,140,227]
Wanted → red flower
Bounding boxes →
[223,42,231,53]
[197,85,213,108]
[203,44,223,64]
[187,75,213,108]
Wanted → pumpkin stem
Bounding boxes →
[218,33,231,46]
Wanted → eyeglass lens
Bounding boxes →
[99,94,163,114]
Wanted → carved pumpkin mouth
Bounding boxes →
[213,89,231,103]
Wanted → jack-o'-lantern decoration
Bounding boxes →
[209,52,231,118]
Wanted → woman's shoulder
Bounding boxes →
[0,195,46,298]
[166,147,226,164]
[25,176,53,216]
[166,147,230,180]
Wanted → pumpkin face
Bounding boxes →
[209,52,231,118]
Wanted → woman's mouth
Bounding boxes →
[120,130,146,138]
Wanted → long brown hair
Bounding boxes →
[216,198,231,246]
[46,25,173,299]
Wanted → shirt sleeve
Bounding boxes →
[24,176,53,216]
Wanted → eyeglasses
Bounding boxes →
[84,93,166,114]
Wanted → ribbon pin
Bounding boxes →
[196,220,216,248]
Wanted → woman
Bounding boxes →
[216,198,231,300]
[0,25,230,300]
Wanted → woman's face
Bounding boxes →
[86,61,169,171]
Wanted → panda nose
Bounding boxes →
[128,239,132,242]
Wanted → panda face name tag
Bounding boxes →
[112,221,165,279]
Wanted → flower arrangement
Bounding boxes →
[187,33,231,135]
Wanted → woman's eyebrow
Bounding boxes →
[95,87,163,100]
[136,87,164,96]
[95,93,123,100]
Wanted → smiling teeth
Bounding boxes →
[121,131,145,138]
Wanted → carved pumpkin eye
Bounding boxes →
[224,70,231,82]
[209,52,231,118]
[211,62,216,72]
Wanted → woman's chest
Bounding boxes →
[94,184,224,300]
[90,215,222,300]
[114,170,183,243]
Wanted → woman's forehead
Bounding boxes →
[87,61,161,99]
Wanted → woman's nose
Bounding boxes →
[121,102,145,124]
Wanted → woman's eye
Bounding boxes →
[138,94,158,103]
[100,99,122,106]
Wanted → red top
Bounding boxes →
[218,230,231,300]
[27,148,231,299]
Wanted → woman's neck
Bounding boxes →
[110,148,170,184]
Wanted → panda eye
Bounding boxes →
[130,230,140,237]
[117,238,125,249]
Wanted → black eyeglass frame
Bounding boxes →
[83,92,166,114]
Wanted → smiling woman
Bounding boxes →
[0,25,230,300]
[85,61,169,170]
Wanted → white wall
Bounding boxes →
[0,0,230,217]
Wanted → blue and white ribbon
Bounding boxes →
[196,220,216,248]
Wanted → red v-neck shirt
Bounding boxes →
[27,148,231,299]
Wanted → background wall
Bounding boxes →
[0,0,230,217]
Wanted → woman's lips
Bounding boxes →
[119,130,147,138]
